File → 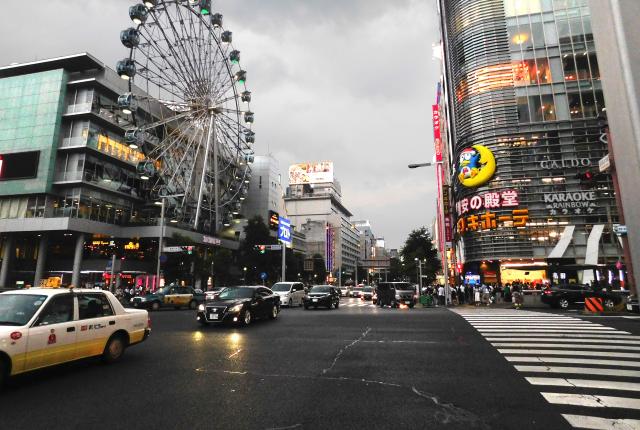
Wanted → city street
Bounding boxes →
[3,299,639,429]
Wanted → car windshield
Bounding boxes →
[0,294,47,326]
[364,287,373,292]
[393,284,413,291]
[353,287,363,291]
[218,287,255,300]
[310,286,331,293]
[271,283,292,292]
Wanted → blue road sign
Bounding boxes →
[260,272,268,280]
[278,217,292,244]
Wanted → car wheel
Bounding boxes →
[335,301,339,309]
[269,305,279,319]
[409,303,415,309]
[243,310,252,326]
[151,301,160,312]
[304,305,309,310]
[559,298,570,309]
[102,334,126,364]
[189,300,197,310]
[604,298,616,311]
[288,299,293,307]
[0,358,7,389]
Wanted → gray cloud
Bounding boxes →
[0,0,441,248]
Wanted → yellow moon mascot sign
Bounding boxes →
[457,145,496,188]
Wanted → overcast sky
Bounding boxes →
[0,0,441,249]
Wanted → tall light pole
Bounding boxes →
[408,161,451,305]
[155,193,184,290]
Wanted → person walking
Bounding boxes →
[458,284,465,305]
[474,285,481,306]
[437,285,445,306]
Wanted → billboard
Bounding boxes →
[289,161,334,185]
[433,105,442,162]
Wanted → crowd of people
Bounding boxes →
[421,283,527,308]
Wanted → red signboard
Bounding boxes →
[432,105,442,162]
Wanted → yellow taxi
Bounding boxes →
[0,288,150,388]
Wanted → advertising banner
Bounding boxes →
[289,161,334,185]
[433,105,442,162]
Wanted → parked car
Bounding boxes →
[197,286,280,326]
[376,282,416,308]
[271,282,306,307]
[361,286,374,301]
[0,288,150,389]
[339,286,351,297]
[303,285,340,310]
[351,287,364,298]
[130,285,205,311]
[541,284,628,310]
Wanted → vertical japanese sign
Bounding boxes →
[442,186,453,243]
[433,105,442,162]
[325,224,335,272]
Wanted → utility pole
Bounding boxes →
[281,242,286,282]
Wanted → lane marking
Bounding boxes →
[543,392,640,410]
[493,343,640,351]
[562,414,640,430]
[472,325,612,330]
[515,365,640,378]
[480,329,630,334]
[486,338,640,345]
[482,333,640,339]
[505,356,640,368]
[527,377,640,392]
[498,349,640,359]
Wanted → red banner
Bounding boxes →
[433,105,442,162]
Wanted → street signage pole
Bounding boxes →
[278,217,292,283]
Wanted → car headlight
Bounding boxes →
[198,304,205,311]
[229,304,244,313]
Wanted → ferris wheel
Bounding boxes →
[115,0,255,233]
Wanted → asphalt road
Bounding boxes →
[2,300,639,429]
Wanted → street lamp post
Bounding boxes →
[155,194,184,290]
[408,161,451,305]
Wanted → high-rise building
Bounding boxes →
[284,162,359,283]
[353,220,375,261]
[438,0,623,286]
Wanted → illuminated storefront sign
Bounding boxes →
[456,189,519,215]
[433,105,442,162]
[544,191,597,216]
[539,158,592,169]
[124,241,139,250]
[457,145,496,188]
[457,209,530,234]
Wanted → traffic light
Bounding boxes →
[576,170,598,187]
[255,245,266,254]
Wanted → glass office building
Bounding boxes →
[438,0,623,286]
[0,54,237,290]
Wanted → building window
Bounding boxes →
[513,58,552,86]
[505,0,542,17]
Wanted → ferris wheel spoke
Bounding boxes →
[140,19,194,90]
[172,3,207,85]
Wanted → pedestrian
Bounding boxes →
[503,284,511,302]
[437,284,445,306]
[482,283,491,306]
[474,285,481,306]
[458,284,465,305]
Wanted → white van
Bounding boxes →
[271,282,306,307]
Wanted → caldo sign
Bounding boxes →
[539,158,592,169]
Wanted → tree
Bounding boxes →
[399,227,441,284]
[388,257,406,282]
[238,216,280,284]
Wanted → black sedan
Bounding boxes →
[303,285,340,310]
[197,286,280,326]
[541,284,628,310]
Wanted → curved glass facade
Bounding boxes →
[440,0,620,277]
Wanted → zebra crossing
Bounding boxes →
[455,309,640,429]
[342,298,377,308]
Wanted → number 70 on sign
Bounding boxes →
[278,217,292,244]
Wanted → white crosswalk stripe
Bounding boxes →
[454,308,640,429]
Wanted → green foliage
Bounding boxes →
[399,227,441,284]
